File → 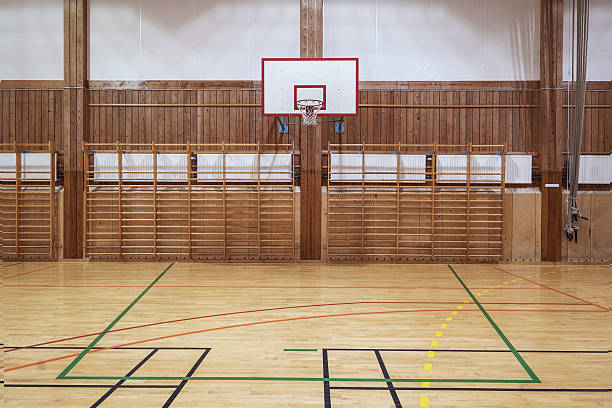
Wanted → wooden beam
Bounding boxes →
[299,0,323,260]
[539,0,564,261]
[62,0,88,259]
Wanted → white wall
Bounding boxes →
[0,0,64,80]
[90,0,300,80]
[563,0,612,81]
[324,0,540,81]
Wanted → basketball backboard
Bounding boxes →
[262,58,359,117]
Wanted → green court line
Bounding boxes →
[448,264,541,383]
[61,375,537,383]
[57,262,175,379]
[56,261,540,384]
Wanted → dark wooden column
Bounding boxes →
[63,0,88,259]
[539,0,564,261]
[299,0,323,260]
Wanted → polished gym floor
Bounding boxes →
[2,261,610,407]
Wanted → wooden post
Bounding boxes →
[63,0,88,259]
[15,143,21,258]
[466,144,472,260]
[187,142,192,260]
[49,141,56,258]
[299,0,323,260]
[116,142,123,259]
[152,142,158,258]
[539,0,564,261]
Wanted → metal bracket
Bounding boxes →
[335,117,345,133]
[276,117,289,134]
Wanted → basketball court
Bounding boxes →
[1,0,611,407]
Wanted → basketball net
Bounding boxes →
[296,99,323,125]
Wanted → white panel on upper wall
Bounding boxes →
[0,0,63,80]
[563,0,612,81]
[90,0,299,80]
[90,0,141,80]
[324,0,540,81]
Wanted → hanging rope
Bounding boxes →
[565,0,590,243]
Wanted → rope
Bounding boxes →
[564,0,590,242]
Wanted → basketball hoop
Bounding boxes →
[296,99,323,125]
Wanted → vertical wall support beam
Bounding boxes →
[299,0,323,260]
[539,0,564,261]
[63,0,88,259]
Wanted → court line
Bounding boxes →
[6,301,588,354]
[62,375,539,383]
[4,384,177,389]
[322,349,332,408]
[57,262,175,378]
[375,349,403,407]
[91,349,160,407]
[10,307,600,374]
[4,284,546,290]
[162,349,210,408]
[448,265,540,383]
[331,386,610,392]
[10,309,473,373]
[494,267,609,311]
[3,265,57,280]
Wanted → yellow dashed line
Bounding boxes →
[445,317,453,322]
[435,331,443,337]
[504,281,510,284]
[457,306,464,310]
[427,351,436,358]
[430,340,439,346]
[440,324,448,329]
[483,289,488,293]
[451,311,458,315]
[476,293,482,296]
[496,284,502,287]
[424,363,433,371]
[421,382,430,388]
[420,396,430,407]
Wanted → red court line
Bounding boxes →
[3,265,57,280]
[494,267,609,311]
[5,307,607,373]
[4,301,591,354]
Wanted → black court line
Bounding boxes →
[162,348,210,408]
[325,348,608,354]
[90,348,159,407]
[374,350,403,407]
[330,386,610,392]
[323,349,332,408]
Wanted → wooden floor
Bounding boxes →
[2,261,610,407]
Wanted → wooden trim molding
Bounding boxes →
[0,80,64,89]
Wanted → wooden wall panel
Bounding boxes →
[328,89,541,155]
[0,90,64,147]
[86,90,290,147]
[562,89,612,154]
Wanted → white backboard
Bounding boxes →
[262,58,359,116]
